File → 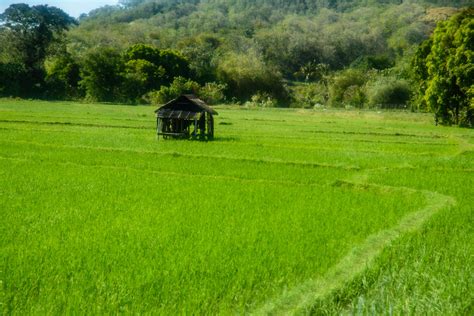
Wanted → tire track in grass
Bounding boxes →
[252,176,456,315]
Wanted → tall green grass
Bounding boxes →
[0,100,472,313]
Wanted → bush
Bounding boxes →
[328,69,369,108]
[351,55,394,71]
[217,51,288,102]
[290,82,328,108]
[0,63,27,97]
[367,78,412,108]
[199,82,227,105]
[244,92,277,108]
[145,76,200,104]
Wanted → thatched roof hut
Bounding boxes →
[155,95,217,140]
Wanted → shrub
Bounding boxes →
[351,55,394,71]
[145,76,200,104]
[0,63,27,97]
[367,78,412,109]
[328,69,369,108]
[243,92,277,108]
[217,51,288,102]
[290,82,328,108]
[199,82,227,105]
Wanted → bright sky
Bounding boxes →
[0,0,119,18]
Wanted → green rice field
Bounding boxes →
[1,100,473,314]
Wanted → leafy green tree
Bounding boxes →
[122,59,166,102]
[44,53,81,99]
[412,38,433,110]
[0,4,76,95]
[177,34,221,83]
[124,44,161,65]
[159,49,191,84]
[414,8,473,126]
[79,47,125,102]
[124,44,190,86]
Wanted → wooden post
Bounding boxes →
[209,113,214,139]
[194,117,197,137]
[156,117,160,140]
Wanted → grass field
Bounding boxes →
[1,100,473,314]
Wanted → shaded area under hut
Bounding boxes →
[155,95,218,140]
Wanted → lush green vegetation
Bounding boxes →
[0,0,472,312]
[0,1,472,125]
[1,100,473,313]
[413,8,473,127]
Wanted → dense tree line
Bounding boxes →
[0,1,472,126]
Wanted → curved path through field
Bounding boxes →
[253,169,456,315]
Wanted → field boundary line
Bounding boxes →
[0,119,150,130]
[0,139,361,170]
[2,139,473,173]
[252,179,456,315]
[0,155,332,188]
[0,113,151,123]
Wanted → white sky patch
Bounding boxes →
[0,0,119,18]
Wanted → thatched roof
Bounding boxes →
[155,95,218,116]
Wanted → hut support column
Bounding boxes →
[194,118,197,137]
[208,113,214,139]
[156,117,161,139]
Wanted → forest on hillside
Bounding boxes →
[0,0,473,125]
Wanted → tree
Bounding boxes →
[122,59,166,102]
[0,4,76,96]
[177,34,222,83]
[159,49,191,85]
[412,38,433,110]
[44,53,81,99]
[122,44,191,102]
[124,44,190,85]
[413,8,473,126]
[79,47,124,102]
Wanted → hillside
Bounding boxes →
[65,1,467,105]
[73,0,464,71]
[0,1,471,122]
